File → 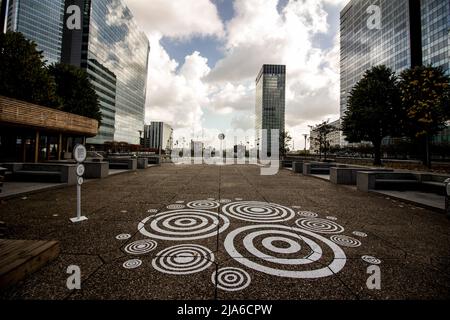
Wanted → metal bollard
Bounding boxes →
[445,178,450,219]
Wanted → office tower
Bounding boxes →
[340,0,450,144]
[255,64,286,155]
[3,0,65,64]
[421,0,450,71]
[62,0,150,146]
[144,122,174,154]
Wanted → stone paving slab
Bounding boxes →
[0,164,449,300]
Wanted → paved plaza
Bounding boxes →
[0,164,449,300]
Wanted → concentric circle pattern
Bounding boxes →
[352,231,368,238]
[221,201,295,223]
[123,259,142,269]
[297,211,319,218]
[167,204,185,210]
[212,267,251,292]
[296,218,344,234]
[224,224,346,279]
[186,200,220,209]
[152,244,214,275]
[362,256,381,265]
[138,209,229,241]
[116,234,131,240]
[124,239,158,255]
[329,235,361,248]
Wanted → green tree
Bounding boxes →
[399,65,450,168]
[280,131,292,158]
[0,31,60,107]
[342,65,403,165]
[310,121,337,161]
[48,63,102,124]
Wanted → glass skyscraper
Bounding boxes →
[340,0,450,144]
[62,0,150,145]
[421,0,450,72]
[3,0,65,64]
[255,64,286,155]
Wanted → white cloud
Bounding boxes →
[124,0,344,150]
[124,0,224,39]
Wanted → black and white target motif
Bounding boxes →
[352,231,368,238]
[116,234,131,240]
[152,244,214,275]
[296,218,345,234]
[362,256,381,265]
[124,239,158,255]
[138,209,229,241]
[167,204,185,210]
[221,201,295,223]
[123,259,142,269]
[224,224,346,279]
[329,235,362,248]
[186,200,220,209]
[212,267,251,292]
[297,211,319,218]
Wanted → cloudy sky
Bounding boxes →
[124,0,348,149]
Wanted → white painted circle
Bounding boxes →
[124,239,158,255]
[224,224,346,279]
[116,234,131,240]
[221,201,296,223]
[298,211,318,218]
[123,259,142,269]
[73,144,87,162]
[186,200,220,209]
[262,237,302,255]
[76,164,85,176]
[138,209,230,241]
[77,177,84,185]
[329,235,361,248]
[296,218,345,234]
[167,204,185,210]
[362,255,381,265]
[212,267,251,292]
[152,244,214,275]
[352,231,368,238]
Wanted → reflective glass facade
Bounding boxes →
[340,0,413,119]
[5,0,64,64]
[421,0,450,74]
[63,0,149,145]
[340,0,450,144]
[255,64,286,153]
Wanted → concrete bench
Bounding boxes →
[84,161,109,179]
[106,158,137,171]
[1,163,77,184]
[330,167,394,185]
[137,158,149,169]
[292,161,307,173]
[303,163,341,175]
[281,160,293,168]
[357,172,449,194]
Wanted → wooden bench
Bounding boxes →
[0,239,60,289]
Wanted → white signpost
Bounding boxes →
[70,144,88,223]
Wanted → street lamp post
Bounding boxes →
[303,134,308,153]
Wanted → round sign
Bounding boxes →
[218,133,225,141]
[77,177,84,185]
[76,164,85,176]
[73,144,87,163]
